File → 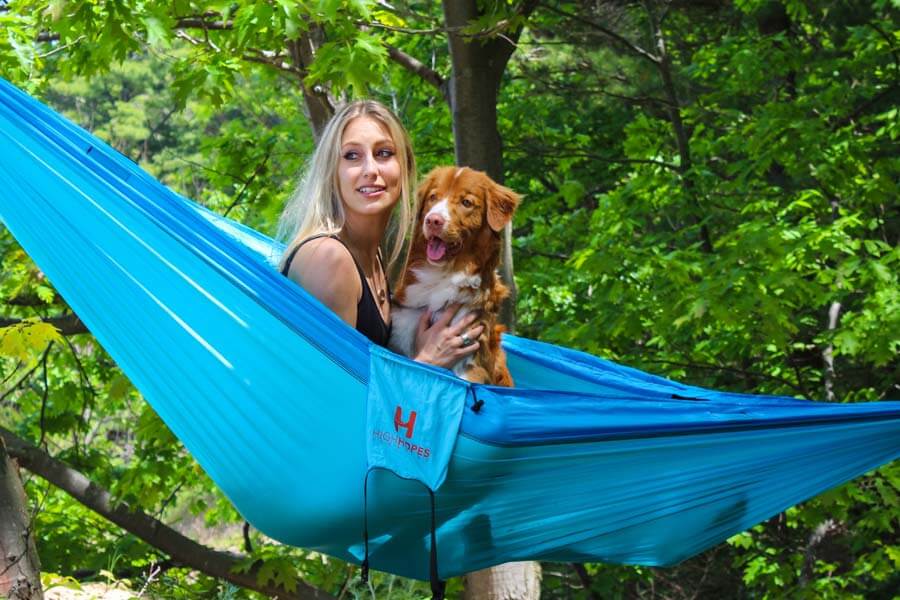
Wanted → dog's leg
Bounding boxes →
[492,357,514,387]
[462,364,490,384]
[487,324,514,387]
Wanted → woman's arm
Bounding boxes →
[285,237,360,327]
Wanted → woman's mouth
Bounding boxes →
[357,186,386,198]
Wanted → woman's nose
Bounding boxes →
[361,153,377,178]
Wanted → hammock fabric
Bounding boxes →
[1,76,898,582]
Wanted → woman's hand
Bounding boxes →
[414,304,484,369]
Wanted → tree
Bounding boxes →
[3,1,552,597]
[0,436,43,600]
[0,426,334,600]
[1,0,898,598]
[511,1,899,596]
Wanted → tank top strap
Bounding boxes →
[280,233,336,276]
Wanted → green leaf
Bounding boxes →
[143,16,169,47]
[0,320,61,360]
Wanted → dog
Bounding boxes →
[389,166,520,386]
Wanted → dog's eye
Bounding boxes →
[461,198,473,208]
[429,193,437,202]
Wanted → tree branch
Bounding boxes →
[639,358,810,398]
[0,427,336,600]
[0,314,88,336]
[287,33,337,140]
[505,144,679,171]
[0,360,44,405]
[363,21,452,36]
[495,0,542,66]
[385,44,447,96]
[222,147,272,218]
[4,295,54,307]
[822,301,841,402]
[174,29,302,77]
[240,52,304,76]
[569,563,601,600]
[174,18,233,30]
[38,343,52,447]
[539,2,660,64]
[644,0,713,253]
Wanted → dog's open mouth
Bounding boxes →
[426,236,459,262]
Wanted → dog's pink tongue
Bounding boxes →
[427,238,447,261]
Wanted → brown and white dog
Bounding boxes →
[389,166,520,386]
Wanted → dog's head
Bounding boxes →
[413,166,520,269]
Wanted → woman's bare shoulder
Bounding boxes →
[286,237,361,324]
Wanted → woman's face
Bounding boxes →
[337,116,402,221]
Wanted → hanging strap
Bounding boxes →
[361,472,445,600]
[429,489,446,600]
[361,469,371,583]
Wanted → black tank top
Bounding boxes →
[281,235,392,347]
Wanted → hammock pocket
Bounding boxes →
[1,76,898,581]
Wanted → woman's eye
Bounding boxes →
[377,148,395,158]
[343,151,359,160]
[461,198,473,208]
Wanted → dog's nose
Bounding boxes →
[425,213,444,232]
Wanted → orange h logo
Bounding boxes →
[393,406,417,439]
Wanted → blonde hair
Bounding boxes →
[277,100,416,270]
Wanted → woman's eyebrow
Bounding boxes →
[341,138,394,148]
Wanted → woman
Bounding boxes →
[278,100,482,367]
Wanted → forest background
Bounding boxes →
[0,0,897,598]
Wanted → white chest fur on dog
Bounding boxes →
[389,265,482,376]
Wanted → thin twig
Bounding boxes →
[539,2,660,64]
[174,17,233,30]
[38,342,53,448]
[223,147,273,218]
[385,45,446,93]
[136,563,163,598]
[175,29,221,53]
[153,481,185,522]
[570,563,601,600]
[243,521,253,554]
[38,35,86,58]
[640,358,810,397]
[505,145,679,171]
[0,360,43,404]
[822,302,841,402]
[363,21,454,35]
[1,360,24,387]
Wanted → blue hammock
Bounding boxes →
[1,76,898,582]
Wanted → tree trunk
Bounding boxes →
[643,0,714,254]
[288,27,337,142]
[442,2,540,596]
[441,0,534,332]
[442,0,507,182]
[0,436,43,600]
[463,561,541,600]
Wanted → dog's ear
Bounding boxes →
[486,181,521,232]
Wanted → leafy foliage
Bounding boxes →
[0,0,897,598]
